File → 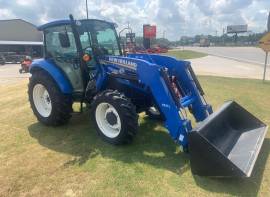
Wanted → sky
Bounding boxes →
[0,0,269,40]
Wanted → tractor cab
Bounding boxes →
[38,16,121,95]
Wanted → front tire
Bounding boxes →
[91,90,138,145]
[28,70,72,126]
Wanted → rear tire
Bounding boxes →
[91,90,138,145]
[28,70,72,126]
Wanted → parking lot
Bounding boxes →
[0,63,29,85]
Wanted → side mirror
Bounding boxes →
[58,32,70,48]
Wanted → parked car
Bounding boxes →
[146,46,168,53]
[134,46,147,53]
[0,52,25,63]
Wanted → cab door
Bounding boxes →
[44,25,84,93]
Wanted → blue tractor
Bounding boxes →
[29,15,267,177]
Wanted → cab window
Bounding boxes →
[80,32,92,50]
[93,22,120,56]
[45,25,77,58]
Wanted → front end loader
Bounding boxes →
[28,15,268,177]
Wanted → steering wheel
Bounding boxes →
[82,45,92,52]
[91,44,109,56]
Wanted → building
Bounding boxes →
[0,19,43,58]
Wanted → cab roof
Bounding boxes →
[37,19,116,31]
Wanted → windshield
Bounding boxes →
[77,20,121,56]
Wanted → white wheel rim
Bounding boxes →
[33,84,52,117]
[95,102,121,138]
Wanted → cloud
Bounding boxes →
[0,8,15,18]
[192,0,253,16]
[0,0,269,40]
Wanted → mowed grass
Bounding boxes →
[0,76,270,197]
[166,50,207,59]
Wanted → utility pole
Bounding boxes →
[234,33,238,45]
[263,52,268,82]
[268,11,270,32]
[222,28,225,46]
[215,30,218,45]
[86,0,89,19]
[263,11,270,81]
[259,12,270,82]
[163,30,166,39]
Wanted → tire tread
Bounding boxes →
[91,89,138,145]
[28,70,72,126]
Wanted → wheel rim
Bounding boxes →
[33,84,52,117]
[95,102,121,138]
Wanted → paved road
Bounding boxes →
[0,64,30,85]
[189,55,269,80]
[182,46,268,65]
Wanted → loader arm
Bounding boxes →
[134,55,213,148]
[136,60,193,147]
[130,54,213,121]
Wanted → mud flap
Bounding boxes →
[188,101,268,177]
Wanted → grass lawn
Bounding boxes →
[0,76,269,196]
[166,50,207,59]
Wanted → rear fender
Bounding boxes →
[30,59,73,94]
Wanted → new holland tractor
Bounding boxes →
[28,15,268,177]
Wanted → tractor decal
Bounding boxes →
[99,58,137,70]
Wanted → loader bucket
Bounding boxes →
[188,101,268,177]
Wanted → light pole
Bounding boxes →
[86,0,89,19]
[267,12,270,32]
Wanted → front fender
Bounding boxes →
[30,59,73,94]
